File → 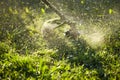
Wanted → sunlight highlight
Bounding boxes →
[84,30,105,48]
[89,32,104,43]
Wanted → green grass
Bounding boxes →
[0,42,120,80]
[0,1,120,79]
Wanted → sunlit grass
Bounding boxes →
[0,1,120,79]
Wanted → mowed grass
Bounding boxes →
[0,42,120,80]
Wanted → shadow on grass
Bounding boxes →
[50,38,107,79]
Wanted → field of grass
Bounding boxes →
[0,36,120,80]
[0,0,120,80]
